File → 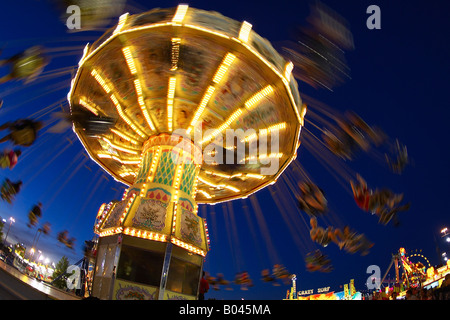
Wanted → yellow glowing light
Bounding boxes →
[119,193,136,224]
[113,13,129,34]
[238,21,252,43]
[78,43,90,67]
[172,203,179,233]
[245,173,265,179]
[242,132,257,142]
[172,4,189,23]
[188,85,215,133]
[242,122,286,142]
[259,152,283,159]
[172,156,184,207]
[198,176,240,193]
[171,238,206,257]
[147,147,161,183]
[78,98,99,116]
[242,152,283,163]
[234,38,303,123]
[110,94,119,106]
[201,108,243,144]
[224,185,240,192]
[173,161,184,190]
[110,128,140,145]
[134,79,156,131]
[102,137,139,155]
[133,78,143,96]
[110,94,147,138]
[198,189,212,199]
[122,46,137,75]
[124,227,166,242]
[244,85,274,110]
[167,77,176,132]
[204,170,265,181]
[172,156,183,233]
[99,227,124,237]
[96,203,106,219]
[119,171,137,178]
[300,103,308,126]
[140,183,147,197]
[218,108,243,131]
[212,52,236,84]
[204,170,230,179]
[190,164,201,195]
[171,38,181,71]
[119,159,141,165]
[284,61,294,80]
[268,122,287,132]
[97,153,141,165]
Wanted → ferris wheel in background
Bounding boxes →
[399,248,430,287]
[405,249,431,268]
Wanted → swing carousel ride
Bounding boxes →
[68,4,305,299]
[0,1,414,300]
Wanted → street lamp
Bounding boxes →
[441,227,450,244]
[438,227,450,264]
[3,217,15,246]
[27,228,43,261]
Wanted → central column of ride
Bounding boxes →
[92,133,209,300]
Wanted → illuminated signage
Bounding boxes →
[297,287,330,296]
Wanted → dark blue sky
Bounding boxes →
[0,0,449,300]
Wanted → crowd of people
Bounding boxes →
[365,274,450,300]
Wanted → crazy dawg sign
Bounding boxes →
[297,286,331,296]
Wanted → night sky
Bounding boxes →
[0,0,449,300]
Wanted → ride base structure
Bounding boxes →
[91,135,207,300]
[69,5,304,300]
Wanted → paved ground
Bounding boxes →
[0,260,80,300]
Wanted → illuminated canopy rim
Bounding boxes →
[68,5,306,204]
